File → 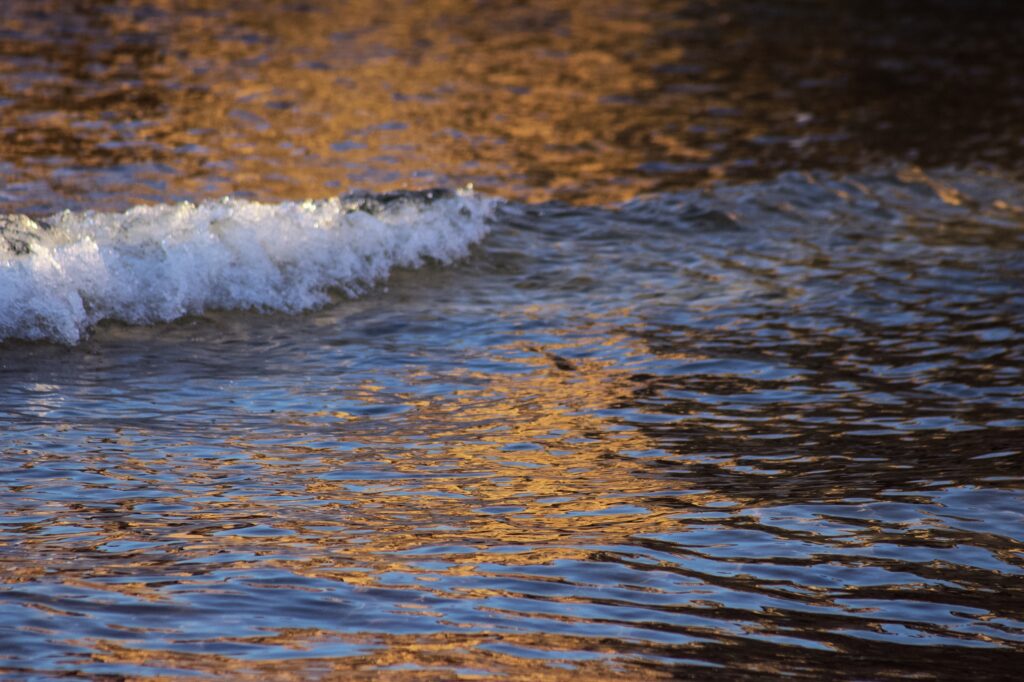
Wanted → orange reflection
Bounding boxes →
[0,0,772,213]
[3,322,728,675]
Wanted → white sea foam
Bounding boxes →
[0,189,497,343]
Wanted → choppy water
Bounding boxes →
[2,1,1024,679]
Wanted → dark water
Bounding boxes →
[2,1,1024,679]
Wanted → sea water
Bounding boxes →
[1,1,1022,678]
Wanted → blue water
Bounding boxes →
[2,1,1023,678]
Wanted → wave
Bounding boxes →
[0,189,497,344]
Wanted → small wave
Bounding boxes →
[0,189,497,344]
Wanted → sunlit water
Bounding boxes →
[2,1,1023,679]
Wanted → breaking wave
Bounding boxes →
[0,189,497,343]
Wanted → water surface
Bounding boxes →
[1,1,1023,679]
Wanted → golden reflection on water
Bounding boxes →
[4,0,1023,213]
[3,286,816,677]
[3,2,1024,677]
[2,0,689,209]
[3,326,722,676]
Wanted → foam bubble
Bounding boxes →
[0,189,497,343]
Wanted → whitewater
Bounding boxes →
[0,189,497,344]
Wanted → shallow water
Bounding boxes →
[2,1,1024,679]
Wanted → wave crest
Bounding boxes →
[0,189,497,343]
